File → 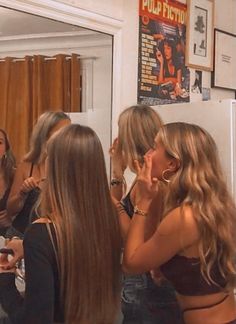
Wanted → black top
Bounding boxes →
[0,187,10,211]
[160,254,227,296]
[11,187,41,234]
[12,164,41,235]
[0,187,11,236]
[163,61,181,78]
[121,191,134,218]
[0,223,64,324]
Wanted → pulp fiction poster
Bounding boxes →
[138,0,190,105]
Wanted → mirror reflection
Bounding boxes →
[0,7,113,166]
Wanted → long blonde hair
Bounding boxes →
[41,124,121,323]
[117,105,163,172]
[157,122,236,287]
[24,111,70,164]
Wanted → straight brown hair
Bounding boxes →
[0,129,16,188]
[41,124,121,323]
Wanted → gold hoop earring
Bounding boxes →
[162,169,171,183]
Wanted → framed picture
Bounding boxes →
[186,0,214,71]
[212,29,236,90]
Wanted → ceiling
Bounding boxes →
[0,6,96,37]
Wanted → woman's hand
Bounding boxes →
[20,176,38,195]
[0,210,11,227]
[134,154,159,208]
[0,239,23,270]
[109,138,126,177]
[156,50,164,65]
[150,268,165,286]
[174,83,183,96]
[0,265,16,274]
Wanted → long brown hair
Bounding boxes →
[157,122,236,287]
[41,124,121,323]
[0,129,16,188]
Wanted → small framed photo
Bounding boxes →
[212,29,236,90]
[186,0,214,71]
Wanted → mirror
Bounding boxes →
[0,6,113,172]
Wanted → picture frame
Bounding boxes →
[212,29,236,90]
[186,0,214,71]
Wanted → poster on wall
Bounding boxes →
[138,0,190,105]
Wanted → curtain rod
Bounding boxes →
[0,56,97,62]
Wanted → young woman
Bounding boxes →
[123,122,236,324]
[6,111,71,236]
[110,105,182,323]
[0,124,121,324]
[156,39,184,98]
[0,129,16,235]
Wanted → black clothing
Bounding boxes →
[0,188,11,236]
[0,223,64,324]
[0,188,10,212]
[11,187,40,234]
[8,164,40,237]
[160,254,227,296]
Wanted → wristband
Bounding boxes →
[134,205,148,217]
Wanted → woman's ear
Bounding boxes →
[167,158,180,173]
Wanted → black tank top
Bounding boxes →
[12,164,41,234]
[0,187,10,211]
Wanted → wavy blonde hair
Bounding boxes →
[40,124,121,323]
[117,105,163,172]
[157,122,236,287]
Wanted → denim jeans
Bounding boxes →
[122,273,184,324]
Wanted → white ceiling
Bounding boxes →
[0,6,98,36]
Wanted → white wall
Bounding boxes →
[54,0,236,111]
[56,0,123,20]
[43,0,235,187]
[1,0,235,116]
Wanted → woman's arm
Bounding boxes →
[177,69,182,86]
[123,205,199,274]
[109,138,126,201]
[156,50,164,83]
[0,224,55,324]
[0,238,24,269]
[123,155,199,274]
[174,69,183,96]
[7,162,37,219]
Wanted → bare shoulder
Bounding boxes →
[16,161,32,178]
[158,205,199,242]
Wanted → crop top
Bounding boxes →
[160,254,227,296]
[122,187,227,296]
[163,61,181,78]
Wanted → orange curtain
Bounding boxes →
[0,54,81,163]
